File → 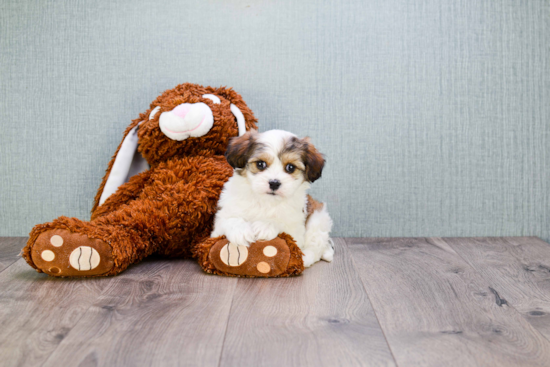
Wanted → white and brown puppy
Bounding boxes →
[211,129,334,267]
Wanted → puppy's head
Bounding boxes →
[225,129,325,198]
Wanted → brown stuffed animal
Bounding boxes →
[22,83,305,278]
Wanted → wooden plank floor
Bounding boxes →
[1,237,550,366]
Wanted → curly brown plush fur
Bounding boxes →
[22,83,305,278]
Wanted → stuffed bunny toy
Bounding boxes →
[22,83,305,277]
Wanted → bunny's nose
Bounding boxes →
[171,103,208,126]
[159,102,214,141]
[171,103,193,119]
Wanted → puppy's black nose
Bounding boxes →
[269,180,281,191]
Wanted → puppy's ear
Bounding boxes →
[302,137,325,183]
[225,129,259,169]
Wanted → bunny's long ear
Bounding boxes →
[91,118,150,213]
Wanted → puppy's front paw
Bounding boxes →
[251,221,279,242]
[226,223,256,247]
[302,249,316,268]
[321,247,334,262]
[321,241,334,262]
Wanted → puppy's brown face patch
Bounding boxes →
[225,130,263,173]
[279,136,321,182]
[279,151,306,180]
[247,152,274,175]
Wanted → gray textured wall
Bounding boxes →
[1,0,549,240]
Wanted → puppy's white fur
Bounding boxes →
[211,129,333,267]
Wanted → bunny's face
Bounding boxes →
[137,83,257,165]
[95,83,257,207]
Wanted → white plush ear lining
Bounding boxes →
[230,104,246,136]
[202,94,221,104]
[98,123,149,205]
[149,106,161,120]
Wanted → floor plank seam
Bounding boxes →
[37,283,107,367]
[216,278,238,367]
[0,256,22,276]
[36,262,177,366]
[442,237,550,345]
[343,238,400,367]
[0,237,28,275]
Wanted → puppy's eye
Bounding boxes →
[285,163,296,173]
[256,161,267,170]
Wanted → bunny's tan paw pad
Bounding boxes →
[30,229,114,277]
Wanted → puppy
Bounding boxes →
[211,129,334,267]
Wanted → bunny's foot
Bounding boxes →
[27,229,114,277]
[195,233,304,278]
